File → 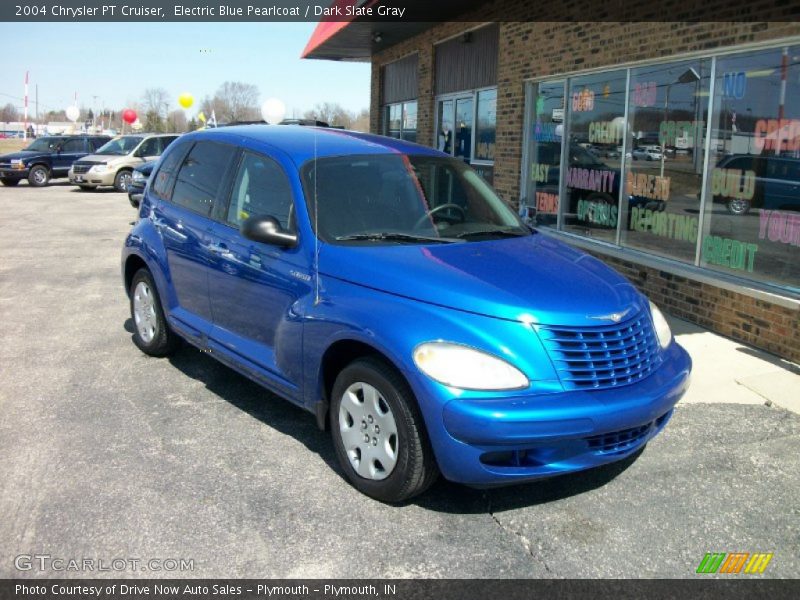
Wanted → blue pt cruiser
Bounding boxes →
[122,126,691,502]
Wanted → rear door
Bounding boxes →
[205,150,309,398]
[150,140,237,342]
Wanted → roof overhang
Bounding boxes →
[302,0,489,62]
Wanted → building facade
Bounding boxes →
[304,3,800,363]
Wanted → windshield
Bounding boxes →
[95,136,143,156]
[302,154,529,244]
[24,138,65,152]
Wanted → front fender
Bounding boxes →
[121,213,173,311]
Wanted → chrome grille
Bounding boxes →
[539,310,662,390]
[72,163,93,174]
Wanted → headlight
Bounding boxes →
[90,164,109,172]
[649,301,672,349]
[413,342,529,391]
[132,171,145,182]
[10,159,25,169]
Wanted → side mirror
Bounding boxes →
[241,215,297,248]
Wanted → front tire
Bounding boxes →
[330,357,439,503]
[130,268,178,357]
[114,169,133,192]
[28,165,50,187]
[726,198,751,216]
[1,177,20,187]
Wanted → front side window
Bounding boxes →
[302,154,526,244]
[25,137,65,152]
[226,152,294,230]
[700,45,800,291]
[170,141,236,215]
[137,137,161,157]
[96,136,144,156]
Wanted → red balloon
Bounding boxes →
[122,109,137,124]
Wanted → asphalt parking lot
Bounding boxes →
[1,182,798,578]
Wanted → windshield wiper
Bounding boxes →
[455,228,530,239]
[334,232,460,244]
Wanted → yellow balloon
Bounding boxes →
[178,93,194,109]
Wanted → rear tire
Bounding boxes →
[129,268,179,357]
[28,165,50,187]
[726,198,751,216]
[1,177,20,187]
[330,357,439,503]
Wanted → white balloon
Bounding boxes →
[65,105,80,123]
[261,98,286,125]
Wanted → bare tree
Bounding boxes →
[215,81,260,122]
[166,109,187,133]
[141,88,170,120]
[0,103,19,122]
[303,102,356,128]
[350,108,370,132]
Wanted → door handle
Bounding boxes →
[208,242,231,256]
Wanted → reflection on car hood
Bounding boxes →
[74,154,113,164]
[0,151,46,161]
[319,234,643,326]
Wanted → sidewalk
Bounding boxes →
[668,315,800,415]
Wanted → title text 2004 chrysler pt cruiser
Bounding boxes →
[122,126,691,502]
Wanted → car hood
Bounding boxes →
[0,151,47,161]
[75,154,119,164]
[319,234,644,326]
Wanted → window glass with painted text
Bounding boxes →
[563,70,627,243]
[620,58,711,264]
[700,46,800,292]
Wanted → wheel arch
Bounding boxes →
[315,338,412,431]
[123,254,149,298]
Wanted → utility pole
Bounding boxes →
[92,95,99,131]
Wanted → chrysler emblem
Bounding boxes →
[589,308,630,323]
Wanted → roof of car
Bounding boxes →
[180,125,445,165]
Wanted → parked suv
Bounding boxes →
[0,135,110,187]
[122,126,691,502]
[713,154,800,215]
[70,133,178,192]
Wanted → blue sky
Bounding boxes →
[0,22,370,118]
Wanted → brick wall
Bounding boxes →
[368,7,800,363]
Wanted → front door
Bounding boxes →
[53,138,88,176]
[205,151,310,397]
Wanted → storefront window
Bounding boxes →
[620,59,711,264]
[402,102,417,143]
[700,46,800,292]
[521,42,800,296]
[437,99,454,153]
[385,101,417,142]
[562,70,627,243]
[475,89,497,162]
[523,81,565,228]
[454,97,474,161]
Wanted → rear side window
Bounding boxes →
[225,152,294,230]
[152,142,192,201]
[170,141,236,216]
[61,139,86,152]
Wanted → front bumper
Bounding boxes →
[422,342,691,486]
[0,167,29,179]
[69,166,114,186]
